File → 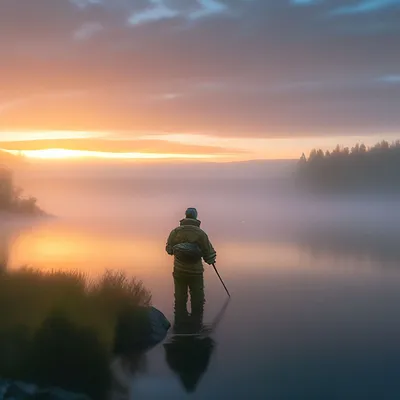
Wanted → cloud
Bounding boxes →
[291,0,321,6]
[0,0,398,138]
[330,0,400,15]
[0,138,245,156]
[128,0,228,25]
[70,0,102,9]
[73,22,104,40]
[189,0,228,19]
[378,75,400,84]
[0,131,102,142]
[129,0,179,26]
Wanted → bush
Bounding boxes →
[0,268,153,399]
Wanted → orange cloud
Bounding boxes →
[5,148,223,160]
[0,131,102,142]
[0,138,244,155]
[0,0,399,139]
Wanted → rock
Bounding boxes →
[114,306,171,355]
[147,306,171,345]
[0,380,91,400]
[35,388,91,400]
[0,380,36,400]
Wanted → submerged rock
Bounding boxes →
[35,387,91,400]
[110,307,171,399]
[113,306,171,355]
[0,380,91,400]
[147,306,171,345]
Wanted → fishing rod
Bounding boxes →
[212,263,230,297]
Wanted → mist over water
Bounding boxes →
[9,160,400,259]
[3,160,400,399]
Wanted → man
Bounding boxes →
[166,208,217,317]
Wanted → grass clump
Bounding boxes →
[0,268,152,399]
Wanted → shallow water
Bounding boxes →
[3,174,400,399]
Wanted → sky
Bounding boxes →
[0,0,399,161]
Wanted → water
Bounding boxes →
[2,169,400,399]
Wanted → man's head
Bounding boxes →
[185,207,198,220]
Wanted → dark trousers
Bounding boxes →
[173,271,205,322]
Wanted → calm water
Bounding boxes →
[2,172,400,399]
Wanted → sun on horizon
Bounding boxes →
[3,148,225,161]
[2,131,399,163]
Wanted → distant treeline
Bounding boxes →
[297,140,400,192]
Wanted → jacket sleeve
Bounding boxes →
[165,229,175,255]
[200,233,217,265]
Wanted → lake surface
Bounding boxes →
[2,172,400,399]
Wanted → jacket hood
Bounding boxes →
[179,218,201,227]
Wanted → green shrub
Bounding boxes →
[0,268,152,399]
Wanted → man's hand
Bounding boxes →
[166,244,174,255]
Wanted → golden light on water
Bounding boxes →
[8,223,305,276]
[8,224,167,276]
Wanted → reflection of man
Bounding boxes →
[164,280,215,393]
[166,208,216,316]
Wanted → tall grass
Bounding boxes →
[0,268,152,399]
[0,268,151,344]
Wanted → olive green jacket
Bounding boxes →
[166,218,217,274]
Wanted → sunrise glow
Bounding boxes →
[3,131,400,161]
[0,131,103,142]
[4,148,222,160]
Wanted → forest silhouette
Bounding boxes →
[297,140,400,193]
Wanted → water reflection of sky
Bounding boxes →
[5,216,400,275]
[3,202,400,398]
